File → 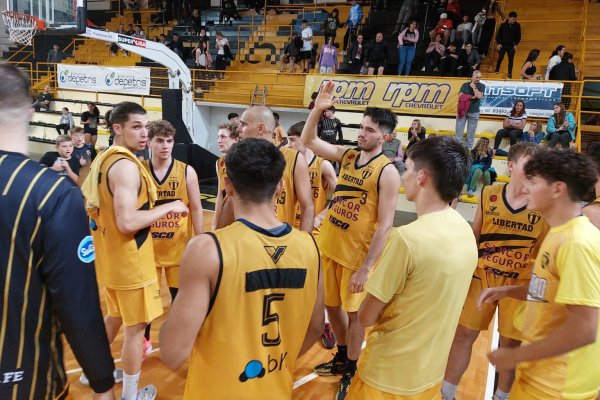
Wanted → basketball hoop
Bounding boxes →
[2,11,45,46]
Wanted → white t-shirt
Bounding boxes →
[545,55,562,80]
[507,111,527,127]
[302,27,313,51]
[217,38,229,55]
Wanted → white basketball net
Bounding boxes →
[2,11,39,46]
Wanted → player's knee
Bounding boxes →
[454,324,480,344]
[347,311,359,324]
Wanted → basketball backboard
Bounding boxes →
[5,0,86,33]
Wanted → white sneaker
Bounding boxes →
[79,368,123,386]
[137,384,157,400]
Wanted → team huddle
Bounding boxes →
[0,64,599,400]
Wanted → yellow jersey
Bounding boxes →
[183,220,320,400]
[478,184,549,280]
[144,159,194,268]
[293,154,328,232]
[91,152,157,289]
[319,149,390,270]
[274,126,287,147]
[275,146,300,225]
[515,216,600,399]
[360,208,478,395]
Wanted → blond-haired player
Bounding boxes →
[213,122,240,230]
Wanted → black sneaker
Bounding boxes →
[314,353,346,376]
[334,372,353,400]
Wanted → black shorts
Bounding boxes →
[84,128,98,136]
[300,50,311,60]
[368,60,385,70]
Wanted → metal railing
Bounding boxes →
[236,23,295,59]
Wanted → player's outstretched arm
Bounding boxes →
[301,81,347,163]
[160,234,220,369]
[477,285,528,310]
[109,159,189,234]
[294,152,315,232]
[186,165,204,234]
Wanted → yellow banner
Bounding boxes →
[304,75,465,117]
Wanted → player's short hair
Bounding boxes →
[228,112,239,120]
[363,107,397,135]
[524,150,597,202]
[55,135,73,145]
[507,141,542,162]
[589,142,600,174]
[108,102,146,126]
[287,121,305,137]
[148,119,176,139]
[225,138,285,204]
[0,64,31,124]
[69,126,84,136]
[218,122,239,140]
[406,136,471,202]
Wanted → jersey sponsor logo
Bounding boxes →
[157,190,176,197]
[490,194,498,202]
[78,235,95,263]
[239,352,288,383]
[527,273,548,302]
[152,231,175,239]
[328,214,350,230]
[486,205,500,216]
[492,217,534,232]
[528,211,542,225]
[483,266,520,279]
[1,370,24,384]
[264,246,287,263]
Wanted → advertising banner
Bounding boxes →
[57,64,151,95]
[304,75,563,118]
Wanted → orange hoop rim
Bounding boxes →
[1,10,46,30]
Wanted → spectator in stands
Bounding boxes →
[479,0,505,58]
[520,49,541,80]
[300,20,313,73]
[404,119,426,157]
[343,0,363,55]
[70,126,93,167]
[521,121,544,144]
[81,102,100,147]
[220,0,236,25]
[55,107,75,135]
[228,113,240,125]
[424,33,445,73]
[545,102,576,149]
[446,0,461,26]
[112,24,129,56]
[195,39,212,69]
[347,34,365,74]
[495,11,521,78]
[32,85,53,111]
[466,137,494,196]
[397,20,419,76]
[167,32,185,59]
[280,32,302,73]
[47,44,63,63]
[318,36,339,74]
[549,52,577,81]
[158,33,167,44]
[457,42,481,77]
[455,70,485,149]
[317,106,343,144]
[308,92,318,110]
[440,42,459,76]
[133,24,147,39]
[471,7,486,46]
[493,100,527,151]
[273,113,287,147]
[189,9,202,34]
[382,130,405,174]
[365,32,388,76]
[392,0,419,36]
[454,15,472,46]
[39,135,80,184]
[430,13,452,45]
[322,8,341,46]
[310,43,319,70]
[128,0,141,24]
[151,0,171,24]
[126,23,134,35]
[215,31,230,70]
[545,45,566,80]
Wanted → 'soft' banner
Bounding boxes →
[57,64,151,95]
[480,80,563,118]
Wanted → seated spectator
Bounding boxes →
[521,121,544,144]
[195,40,212,69]
[158,33,167,45]
[111,24,128,55]
[347,34,365,74]
[55,107,75,135]
[430,13,453,45]
[318,36,338,74]
[32,85,53,111]
[466,137,495,196]
[471,8,486,46]
[382,130,405,174]
[39,135,80,183]
[454,15,472,45]
[167,33,185,59]
[70,126,93,167]
[440,42,459,76]
[151,0,172,24]
[190,9,202,34]
[280,32,302,72]
[404,118,426,157]
[424,33,445,73]
[545,44,566,80]
[397,20,419,76]
[125,23,134,35]
[545,102,576,149]
[520,49,541,80]
[494,100,527,150]
[317,106,343,144]
[220,0,237,25]
[133,24,146,39]
[549,52,577,81]
[457,41,481,77]
[365,32,388,76]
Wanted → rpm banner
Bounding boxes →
[57,64,151,95]
[480,80,563,118]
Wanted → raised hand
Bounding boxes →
[314,80,338,111]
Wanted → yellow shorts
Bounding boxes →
[458,268,524,340]
[348,375,442,400]
[157,266,179,288]
[323,256,367,313]
[105,280,163,326]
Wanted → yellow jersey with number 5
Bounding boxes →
[183,220,319,400]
